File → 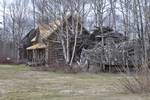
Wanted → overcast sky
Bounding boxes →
[0,0,12,21]
[0,0,3,22]
[0,0,12,28]
[0,0,125,31]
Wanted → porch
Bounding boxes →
[26,43,46,66]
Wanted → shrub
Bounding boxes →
[0,57,16,64]
[118,64,150,94]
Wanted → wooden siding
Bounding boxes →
[47,34,65,68]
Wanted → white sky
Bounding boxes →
[0,0,3,22]
[0,0,127,32]
[0,0,12,28]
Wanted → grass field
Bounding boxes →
[0,65,149,100]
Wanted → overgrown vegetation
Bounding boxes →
[0,64,150,100]
[0,0,149,97]
[118,65,150,94]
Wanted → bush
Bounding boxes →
[0,57,16,64]
[118,64,150,94]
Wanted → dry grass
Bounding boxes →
[118,65,150,94]
[0,65,149,100]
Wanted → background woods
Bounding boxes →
[0,0,149,71]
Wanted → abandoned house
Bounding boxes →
[19,29,37,62]
[79,26,128,72]
[79,26,150,72]
[24,16,89,67]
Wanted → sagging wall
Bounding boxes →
[47,33,65,68]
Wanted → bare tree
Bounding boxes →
[2,0,6,40]
[31,0,36,28]
[8,0,30,61]
[38,0,91,67]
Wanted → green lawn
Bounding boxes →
[0,65,149,100]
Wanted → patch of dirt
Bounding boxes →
[59,89,85,96]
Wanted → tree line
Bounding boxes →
[0,0,149,66]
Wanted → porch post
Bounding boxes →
[27,50,28,61]
[33,50,35,64]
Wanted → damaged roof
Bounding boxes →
[38,20,61,40]
[26,43,46,50]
